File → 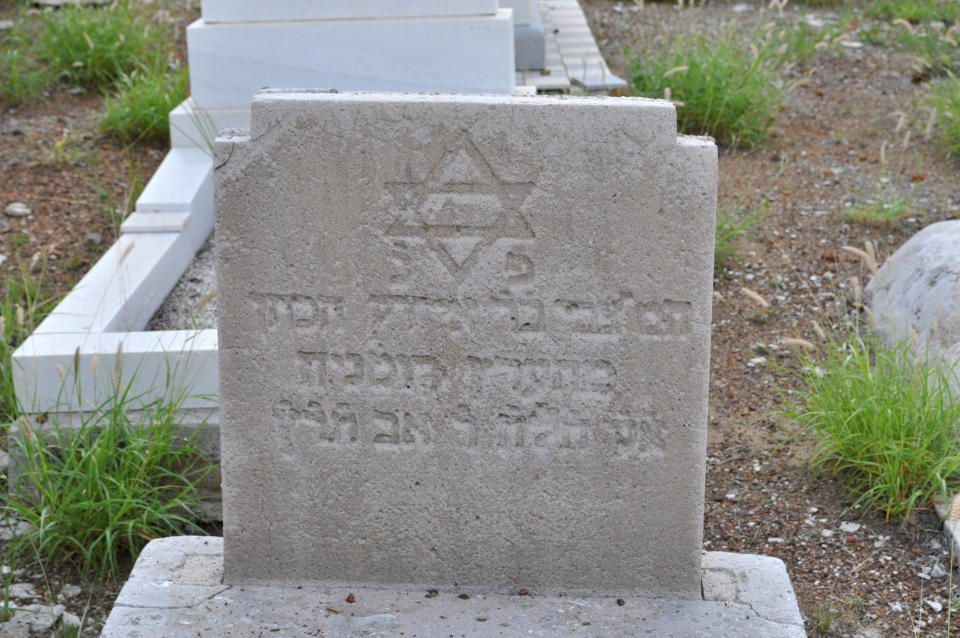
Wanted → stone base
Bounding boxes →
[101,537,806,637]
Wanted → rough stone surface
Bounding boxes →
[0,603,65,636]
[867,220,960,368]
[215,90,716,597]
[101,537,805,638]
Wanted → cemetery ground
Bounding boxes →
[0,0,960,635]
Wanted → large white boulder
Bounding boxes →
[867,220,960,367]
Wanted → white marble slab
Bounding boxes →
[543,0,626,91]
[186,11,515,108]
[201,0,498,23]
[12,330,218,414]
[136,148,213,213]
[121,212,190,234]
[502,0,536,25]
[169,99,250,150]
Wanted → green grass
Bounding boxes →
[7,378,216,581]
[783,332,960,522]
[892,23,960,79]
[868,0,960,23]
[1,1,184,147]
[926,74,960,159]
[842,185,920,226]
[37,3,163,91]
[627,25,788,147]
[100,67,189,145]
[715,206,762,275]
[0,257,58,426]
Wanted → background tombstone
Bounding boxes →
[214,90,716,598]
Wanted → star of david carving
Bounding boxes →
[385,133,535,278]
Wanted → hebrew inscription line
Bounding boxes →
[272,398,667,457]
[249,292,694,339]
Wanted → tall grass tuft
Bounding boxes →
[783,331,960,522]
[868,0,960,23]
[38,3,160,91]
[926,74,960,160]
[7,378,216,581]
[628,24,785,147]
[0,256,58,425]
[100,66,190,145]
[714,206,762,275]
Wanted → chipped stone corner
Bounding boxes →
[701,551,805,630]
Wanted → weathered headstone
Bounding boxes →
[215,90,716,598]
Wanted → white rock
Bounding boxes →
[839,521,861,533]
[840,41,864,49]
[61,611,82,627]
[4,202,30,217]
[8,583,38,599]
[61,584,82,599]
[821,529,834,537]
[767,537,785,543]
[867,220,960,385]
[926,599,943,612]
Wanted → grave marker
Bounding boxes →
[214,90,717,598]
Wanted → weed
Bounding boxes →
[100,66,189,145]
[868,0,960,23]
[714,206,762,275]
[7,373,216,580]
[38,3,163,91]
[811,603,836,631]
[0,44,51,104]
[628,23,786,147]
[0,256,58,425]
[783,330,960,523]
[842,184,920,227]
[892,23,960,79]
[925,74,960,159]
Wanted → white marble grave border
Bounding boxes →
[11,146,218,418]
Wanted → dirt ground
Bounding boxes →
[2,0,960,635]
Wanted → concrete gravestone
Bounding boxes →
[100,90,805,636]
[215,90,714,596]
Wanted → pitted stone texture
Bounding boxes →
[102,538,805,638]
[215,91,717,598]
[867,220,960,364]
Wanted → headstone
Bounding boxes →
[215,90,716,598]
[186,1,515,110]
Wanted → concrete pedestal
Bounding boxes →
[101,537,806,637]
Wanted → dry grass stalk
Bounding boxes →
[812,321,826,340]
[841,245,878,274]
[924,108,937,141]
[892,18,915,34]
[951,492,960,524]
[781,337,815,350]
[740,287,770,308]
[118,239,136,266]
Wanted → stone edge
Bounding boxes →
[102,537,806,636]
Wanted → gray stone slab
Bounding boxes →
[101,537,806,637]
[214,90,716,597]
